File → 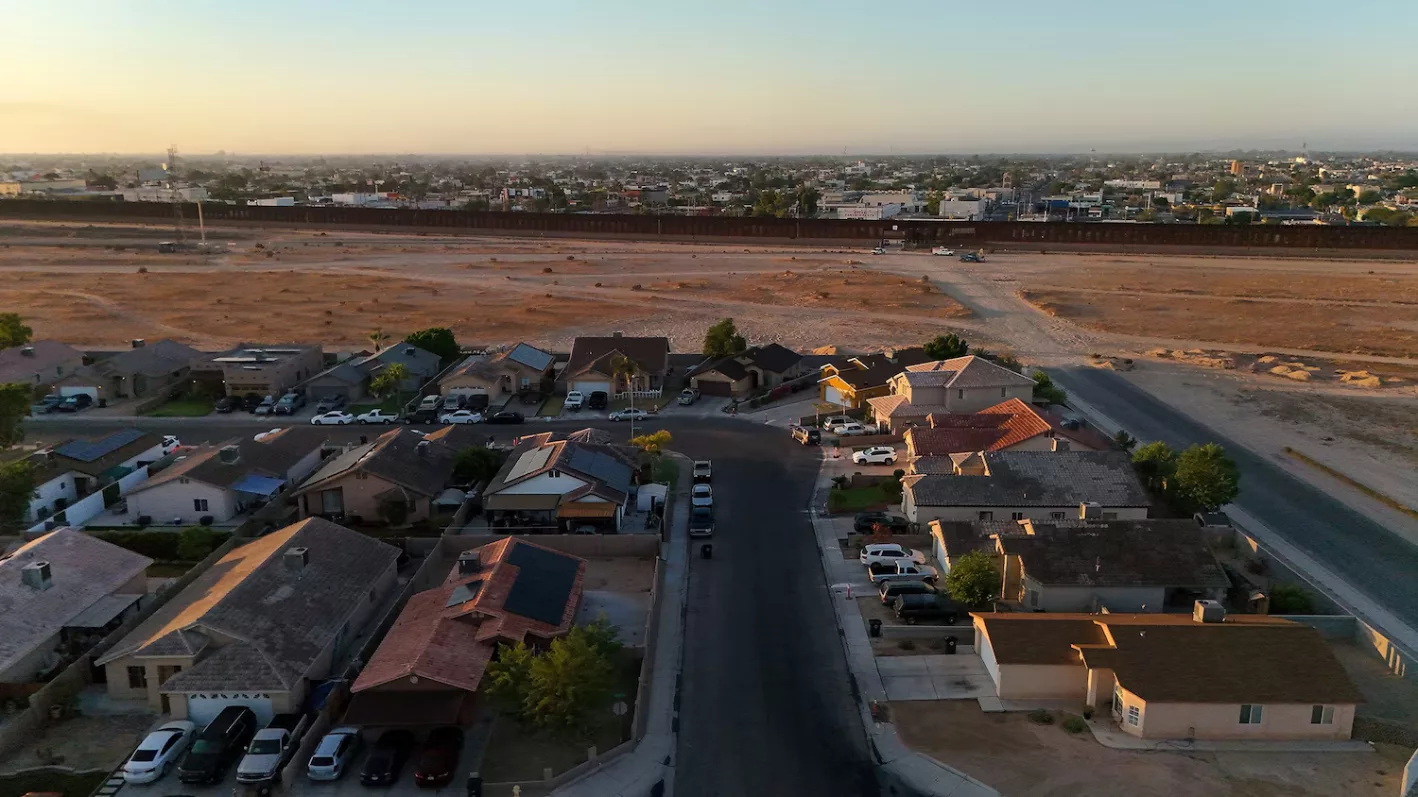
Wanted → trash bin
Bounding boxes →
[700,543,712,560]
[944,635,958,654]
[869,618,882,637]
[466,773,483,797]
[97,398,107,408]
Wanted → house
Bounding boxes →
[53,339,204,401]
[994,519,1230,612]
[439,343,555,401]
[0,529,152,682]
[564,333,670,397]
[689,343,806,397]
[25,429,175,525]
[900,450,1150,525]
[482,437,635,533]
[971,609,1363,741]
[303,360,370,405]
[817,347,931,409]
[866,357,1036,433]
[362,344,443,392]
[904,398,1112,463]
[124,427,327,525]
[0,340,85,388]
[202,344,324,398]
[95,518,399,723]
[344,538,586,726]
[291,426,484,525]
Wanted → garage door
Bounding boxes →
[695,378,732,396]
[574,380,611,396]
[446,386,487,399]
[823,385,845,406]
[58,386,100,400]
[186,693,274,727]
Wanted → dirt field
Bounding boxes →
[892,701,1406,797]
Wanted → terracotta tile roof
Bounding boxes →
[906,427,1009,456]
[909,398,1054,456]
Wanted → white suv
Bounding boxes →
[852,446,898,465]
[860,543,926,567]
[834,422,870,436]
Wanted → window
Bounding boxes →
[178,477,190,485]
[1010,512,1025,521]
[1239,704,1263,724]
[127,666,147,689]
[1311,705,1335,725]
[1028,589,1039,607]
[1050,511,1066,521]
[320,488,344,515]
[1127,705,1140,726]
[957,389,964,400]
[978,511,994,521]
[1000,388,1006,398]
[193,498,209,512]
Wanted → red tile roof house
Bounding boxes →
[903,398,1113,468]
[865,356,1036,433]
[344,538,587,726]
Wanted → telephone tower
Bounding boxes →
[167,145,186,244]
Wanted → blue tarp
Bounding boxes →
[230,473,285,496]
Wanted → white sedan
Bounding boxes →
[609,408,648,422]
[357,409,400,424]
[691,483,713,507]
[123,720,196,784]
[440,410,484,424]
[310,411,354,425]
[932,247,956,256]
[853,446,898,465]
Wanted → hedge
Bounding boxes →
[93,527,231,562]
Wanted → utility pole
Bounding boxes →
[167,145,185,244]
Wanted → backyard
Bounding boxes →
[828,477,900,513]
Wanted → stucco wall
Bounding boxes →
[1132,693,1356,741]
[127,480,237,524]
[996,663,1088,700]
[301,472,428,522]
[1020,579,1166,613]
[27,471,77,523]
[908,503,1149,524]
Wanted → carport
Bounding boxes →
[557,501,618,533]
[343,689,470,726]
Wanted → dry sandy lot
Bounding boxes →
[892,701,1405,797]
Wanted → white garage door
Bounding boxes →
[445,386,487,399]
[186,693,274,727]
[574,380,611,396]
[58,386,100,400]
[823,385,845,407]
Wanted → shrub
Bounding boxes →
[1028,709,1054,725]
[1082,706,1094,720]
[892,469,905,481]
[566,255,575,260]
[1062,716,1088,734]
[632,284,644,291]
[136,266,148,274]
[543,267,553,273]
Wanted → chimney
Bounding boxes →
[1079,501,1102,520]
[20,346,35,358]
[457,549,481,575]
[1193,599,1226,624]
[218,445,241,464]
[131,339,146,349]
[416,440,430,456]
[284,546,309,572]
[1051,438,1070,452]
[21,561,52,591]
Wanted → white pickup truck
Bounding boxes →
[866,561,939,585]
[564,391,584,411]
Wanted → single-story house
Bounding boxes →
[203,344,324,398]
[690,343,806,397]
[303,360,370,405]
[866,356,1037,433]
[95,518,400,723]
[0,529,152,682]
[53,339,204,400]
[904,398,1112,462]
[124,427,327,525]
[564,334,670,397]
[344,538,586,726]
[817,347,931,409]
[0,340,85,388]
[26,429,175,524]
[900,450,1150,525]
[439,343,555,401]
[361,344,443,392]
[292,426,484,525]
[971,609,1363,741]
[482,437,635,533]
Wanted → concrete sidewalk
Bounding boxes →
[807,454,999,797]
[550,456,691,797]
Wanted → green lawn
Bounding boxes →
[141,396,213,417]
[827,483,898,513]
[651,456,678,489]
[539,393,567,416]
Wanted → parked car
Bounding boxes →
[253,395,277,415]
[564,391,585,411]
[239,393,263,412]
[214,396,237,414]
[486,411,525,424]
[833,421,870,436]
[691,483,713,508]
[55,394,93,413]
[464,393,490,412]
[678,387,700,405]
[236,714,302,784]
[418,395,444,412]
[587,391,609,410]
[960,252,984,263]
[403,407,441,425]
[412,726,464,789]
[860,543,927,567]
[867,561,939,585]
[688,505,714,538]
[791,426,821,445]
[893,593,961,624]
[161,435,181,454]
[123,720,196,784]
[609,408,648,422]
[879,580,936,605]
[360,729,416,786]
[178,706,257,784]
[932,247,955,256]
[310,410,354,425]
[821,416,855,432]
[852,446,898,465]
[314,395,345,413]
[692,460,712,482]
[439,409,484,424]
[853,512,909,533]
[871,247,886,255]
[35,394,65,413]
[272,395,297,416]
[357,409,400,424]
[307,726,362,782]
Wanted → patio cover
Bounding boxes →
[484,493,562,511]
[65,593,143,629]
[230,473,285,496]
[342,689,466,726]
[557,502,617,519]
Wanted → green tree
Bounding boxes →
[943,550,1001,608]
[369,362,412,411]
[0,383,29,448]
[176,525,222,560]
[629,429,672,454]
[0,314,32,349]
[1173,442,1240,512]
[1131,441,1177,494]
[923,333,969,360]
[404,328,459,364]
[0,459,35,531]
[484,620,623,739]
[702,318,748,359]
[795,185,820,217]
[1113,430,1137,453]
[484,640,536,715]
[368,328,389,352]
[1031,370,1067,405]
[452,447,506,484]
[1357,190,1382,205]
[1268,583,1316,615]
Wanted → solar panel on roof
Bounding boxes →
[503,544,579,626]
[445,581,483,608]
[53,428,146,463]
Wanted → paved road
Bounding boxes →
[32,416,880,796]
[1057,366,1418,626]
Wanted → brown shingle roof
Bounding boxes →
[134,427,326,493]
[974,613,1109,665]
[566,336,669,378]
[999,520,1230,589]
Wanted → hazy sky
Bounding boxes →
[3,0,1416,155]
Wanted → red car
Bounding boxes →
[412,727,463,789]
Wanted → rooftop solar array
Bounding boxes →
[54,428,146,463]
[445,581,484,608]
[504,544,579,626]
[506,445,555,481]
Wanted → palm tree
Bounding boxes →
[368,328,389,352]
[370,362,411,414]
[610,354,643,436]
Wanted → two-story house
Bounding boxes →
[866,356,1036,433]
[903,398,1113,465]
[817,347,931,409]
[482,436,636,533]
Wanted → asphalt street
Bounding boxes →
[1057,367,1418,627]
[29,415,879,797]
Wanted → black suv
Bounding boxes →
[853,512,909,533]
[892,593,960,625]
[178,705,257,784]
[587,391,609,410]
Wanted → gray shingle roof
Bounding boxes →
[904,450,1149,507]
[88,340,203,379]
[0,340,82,383]
[134,426,326,492]
[998,520,1230,589]
[295,427,464,498]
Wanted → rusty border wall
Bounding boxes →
[2,198,1416,252]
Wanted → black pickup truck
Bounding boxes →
[688,505,714,538]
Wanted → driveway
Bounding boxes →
[877,654,993,702]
